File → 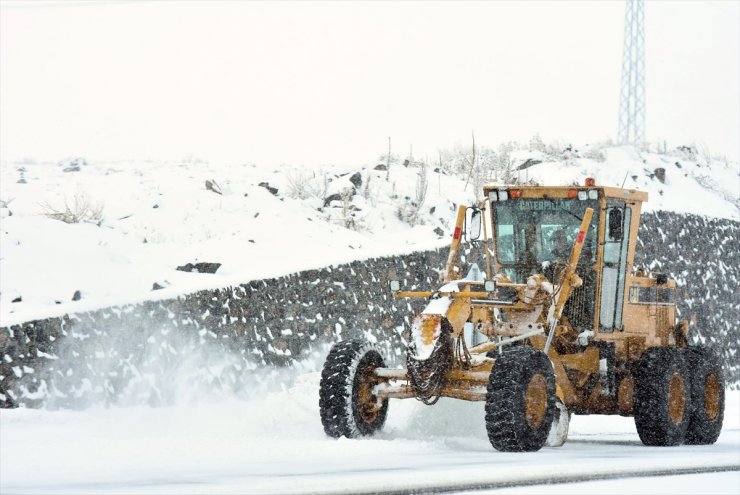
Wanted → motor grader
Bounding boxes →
[319,180,725,451]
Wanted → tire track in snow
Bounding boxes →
[349,465,740,495]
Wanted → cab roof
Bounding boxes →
[482,184,648,203]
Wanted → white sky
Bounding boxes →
[1,0,738,166]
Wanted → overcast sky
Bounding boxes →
[1,0,738,166]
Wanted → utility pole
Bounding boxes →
[618,0,646,145]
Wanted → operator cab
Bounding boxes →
[484,181,647,334]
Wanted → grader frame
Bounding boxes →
[319,180,725,451]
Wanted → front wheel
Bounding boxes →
[319,339,389,438]
[485,347,556,452]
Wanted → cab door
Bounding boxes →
[599,202,631,331]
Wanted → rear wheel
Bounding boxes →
[633,347,691,446]
[485,347,556,452]
[319,339,389,438]
[684,347,724,445]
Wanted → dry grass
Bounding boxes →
[40,193,104,225]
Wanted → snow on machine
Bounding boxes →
[318,180,725,451]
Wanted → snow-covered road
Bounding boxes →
[2,372,738,495]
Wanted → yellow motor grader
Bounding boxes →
[319,180,725,451]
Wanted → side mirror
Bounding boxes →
[465,207,482,241]
[389,280,400,291]
[608,208,623,241]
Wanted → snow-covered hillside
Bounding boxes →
[0,142,737,326]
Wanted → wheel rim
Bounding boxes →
[668,372,686,425]
[526,374,548,428]
[705,372,720,421]
[356,362,381,424]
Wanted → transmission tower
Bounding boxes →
[618,0,646,145]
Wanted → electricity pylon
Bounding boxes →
[618,0,646,145]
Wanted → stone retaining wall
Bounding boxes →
[1,212,737,408]
[0,250,447,408]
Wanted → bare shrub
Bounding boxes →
[40,193,104,225]
[415,161,429,208]
[397,162,429,227]
[495,142,517,184]
[285,170,324,200]
[341,188,356,230]
[582,148,607,162]
[695,173,740,211]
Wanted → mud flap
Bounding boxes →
[546,399,570,447]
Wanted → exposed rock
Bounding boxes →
[349,172,362,188]
[59,157,86,173]
[516,158,543,170]
[258,182,278,196]
[72,290,81,301]
[176,262,222,274]
[205,179,223,195]
[323,193,343,207]
[654,167,666,183]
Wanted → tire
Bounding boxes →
[485,340,524,359]
[633,347,691,446]
[319,339,389,438]
[485,347,556,452]
[684,347,725,445]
